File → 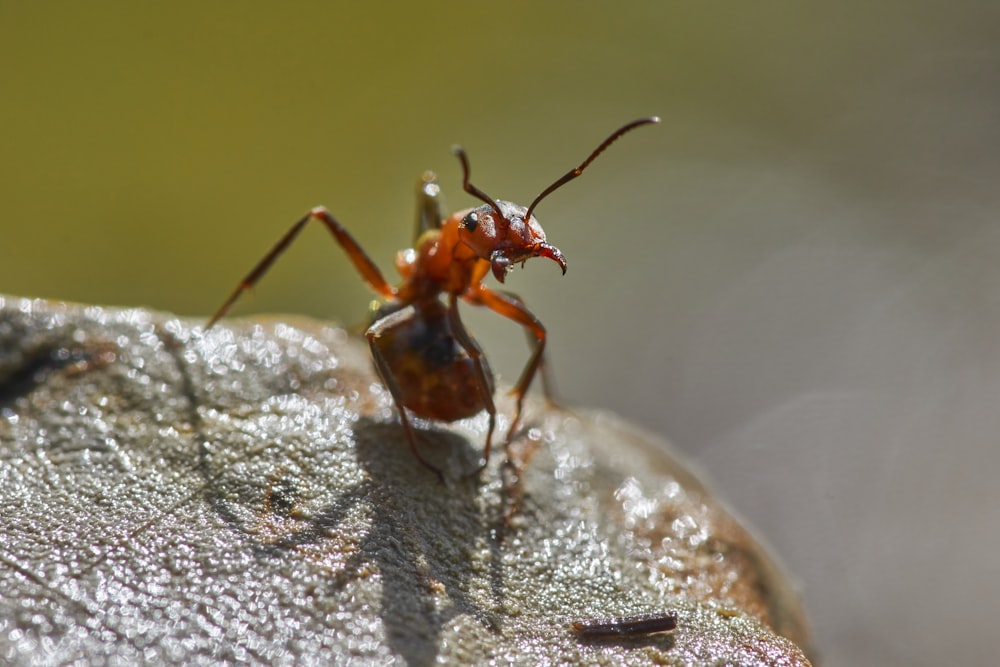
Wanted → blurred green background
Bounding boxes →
[3,2,923,317]
[3,2,999,665]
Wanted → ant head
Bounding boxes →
[456,198,565,284]
[452,117,659,284]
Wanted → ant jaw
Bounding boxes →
[489,243,567,283]
[536,243,567,275]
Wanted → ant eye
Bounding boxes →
[461,211,479,231]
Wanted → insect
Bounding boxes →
[206,117,659,478]
[570,612,678,639]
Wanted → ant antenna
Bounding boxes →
[453,146,505,219]
[524,117,660,222]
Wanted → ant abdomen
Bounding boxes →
[368,300,494,423]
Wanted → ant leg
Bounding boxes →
[413,172,444,239]
[206,206,395,328]
[365,306,444,481]
[497,290,558,404]
[446,294,497,471]
[464,286,546,443]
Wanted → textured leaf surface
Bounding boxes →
[0,296,811,666]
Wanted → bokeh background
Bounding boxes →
[3,2,998,664]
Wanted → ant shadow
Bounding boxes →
[347,419,503,661]
[201,415,506,667]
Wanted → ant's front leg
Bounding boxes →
[464,285,547,443]
[497,290,558,405]
[207,207,396,328]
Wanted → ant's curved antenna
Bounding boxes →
[453,146,505,219]
[524,117,660,222]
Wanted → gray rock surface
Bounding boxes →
[0,296,812,665]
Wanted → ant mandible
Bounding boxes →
[206,117,659,479]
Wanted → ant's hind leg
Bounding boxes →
[366,307,444,482]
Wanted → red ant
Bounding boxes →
[206,117,658,479]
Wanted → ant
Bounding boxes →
[206,117,659,479]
